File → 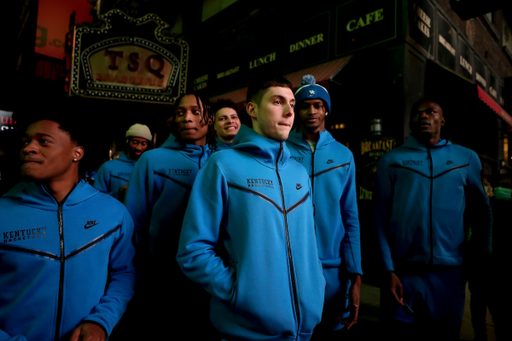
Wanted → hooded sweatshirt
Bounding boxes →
[177,125,325,341]
[287,130,362,274]
[94,151,135,200]
[0,180,136,341]
[287,130,361,328]
[374,135,492,271]
[124,134,211,263]
[215,136,232,151]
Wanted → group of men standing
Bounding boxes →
[0,72,494,341]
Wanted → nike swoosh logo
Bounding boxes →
[296,184,303,190]
[327,160,334,164]
[84,221,99,229]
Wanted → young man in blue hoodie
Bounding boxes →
[177,76,325,341]
[124,92,215,339]
[212,99,241,150]
[287,75,362,339]
[0,111,136,341]
[94,123,152,201]
[374,99,492,341]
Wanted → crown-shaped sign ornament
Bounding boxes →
[70,10,188,104]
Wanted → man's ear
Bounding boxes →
[246,102,257,120]
[74,146,85,161]
[441,116,446,126]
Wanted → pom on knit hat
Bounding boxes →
[126,124,152,141]
[294,75,331,115]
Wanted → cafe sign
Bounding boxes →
[70,10,188,104]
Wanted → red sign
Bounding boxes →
[0,111,16,131]
[70,10,188,104]
[35,0,92,59]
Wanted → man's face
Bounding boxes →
[410,101,445,139]
[297,99,326,132]
[214,108,240,143]
[248,86,295,142]
[175,94,209,146]
[127,137,149,160]
[20,120,81,182]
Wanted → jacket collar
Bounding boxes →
[404,135,451,150]
[232,125,290,169]
[2,180,97,208]
[160,133,211,164]
[287,128,335,150]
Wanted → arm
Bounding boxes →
[373,156,395,272]
[339,273,361,329]
[466,153,492,255]
[374,157,404,305]
[78,209,137,337]
[340,154,362,275]
[124,154,154,249]
[176,161,236,301]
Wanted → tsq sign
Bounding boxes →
[70,10,188,104]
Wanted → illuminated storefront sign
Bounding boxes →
[285,11,330,72]
[409,0,434,54]
[0,111,15,131]
[70,10,188,104]
[336,0,397,56]
[437,14,457,71]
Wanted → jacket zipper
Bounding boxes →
[307,140,316,217]
[275,142,301,334]
[199,146,205,169]
[54,203,65,341]
[427,147,434,265]
[47,184,76,341]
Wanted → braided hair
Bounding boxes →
[173,93,217,152]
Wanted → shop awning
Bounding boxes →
[477,85,512,127]
[210,56,352,104]
[285,56,352,88]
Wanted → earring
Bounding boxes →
[73,158,77,162]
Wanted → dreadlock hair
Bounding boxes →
[173,92,217,152]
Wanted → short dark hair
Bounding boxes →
[410,98,445,116]
[212,99,237,120]
[246,76,292,105]
[18,102,88,178]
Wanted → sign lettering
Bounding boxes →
[249,52,276,69]
[217,66,240,79]
[289,34,324,53]
[460,56,472,74]
[346,8,384,32]
[439,34,456,56]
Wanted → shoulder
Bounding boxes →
[88,188,131,215]
[204,149,241,169]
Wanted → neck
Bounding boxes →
[414,133,441,147]
[183,137,207,146]
[300,125,323,142]
[218,136,233,143]
[44,177,79,203]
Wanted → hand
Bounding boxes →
[69,322,106,341]
[339,274,361,329]
[389,272,404,305]
[118,184,128,202]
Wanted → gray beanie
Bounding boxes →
[126,124,152,141]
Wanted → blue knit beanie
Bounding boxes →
[294,75,331,115]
